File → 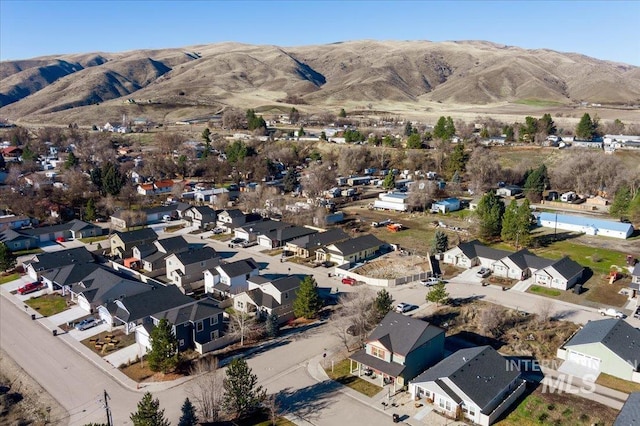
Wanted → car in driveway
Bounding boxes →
[17,281,44,295]
[420,278,441,286]
[228,238,247,248]
[75,317,99,331]
[476,267,491,278]
[341,277,357,285]
[598,308,624,319]
[395,303,418,313]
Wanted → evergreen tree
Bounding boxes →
[476,191,505,240]
[382,171,396,190]
[446,143,468,179]
[265,312,280,338]
[339,108,347,118]
[576,113,598,140]
[65,151,79,169]
[523,164,548,202]
[628,193,640,225]
[426,282,449,306]
[404,121,414,136]
[539,113,556,135]
[226,140,255,164]
[432,230,449,254]
[319,131,327,141]
[293,276,322,319]
[178,398,198,426]
[406,133,422,149]
[201,127,211,143]
[610,186,632,218]
[445,116,456,140]
[290,107,300,124]
[223,358,266,419]
[130,392,170,426]
[147,318,179,373]
[0,242,17,272]
[503,125,515,142]
[382,135,396,147]
[21,145,36,162]
[501,200,520,243]
[246,109,266,131]
[515,199,533,248]
[84,198,96,222]
[282,168,297,193]
[519,116,538,141]
[433,116,448,140]
[373,289,394,321]
[298,126,305,137]
[101,162,125,196]
[90,167,103,193]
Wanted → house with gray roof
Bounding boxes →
[491,249,554,280]
[41,262,104,293]
[315,233,384,265]
[110,228,158,258]
[133,236,190,273]
[24,247,95,280]
[0,228,38,251]
[165,246,219,294]
[18,219,102,242]
[533,256,584,290]
[232,275,302,323]
[349,311,445,391]
[285,228,349,259]
[204,257,260,295]
[234,219,289,243]
[614,392,640,426]
[0,215,32,231]
[183,205,218,229]
[557,318,640,383]
[442,240,512,269]
[216,209,246,229]
[99,285,193,334]
[257,225,317,249]
[409,346,526,426]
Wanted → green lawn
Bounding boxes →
[79,235,108,244]
[514,99,566,107]
[25,294,68,317]
[13,248,44,256]
[325,359,382,397]
[532,240,627,276]
[0,273,20,284]
[528,285,562,297]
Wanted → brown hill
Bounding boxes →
[1,40,639,124]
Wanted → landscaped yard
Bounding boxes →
[528,285,562,297]
[25,294,68,317]
[12,248,44,256]
[79,235,108,244]
[596,373,640,394]
[81,329,137,357]
[0,273,20,284]
[324,359,382,397]
[496,387,618,426]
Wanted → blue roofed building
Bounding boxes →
[430,198,461,214]
[537,212,634,239]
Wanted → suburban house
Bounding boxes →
[204,258,260,295]
[24,247,95,280]
[110,228,158,259]
[557,318,640,383]
[537,212,634,239]
[2,146,23,162]
[232,275,301,323]
[373,192,410,212]
[216,209,246,229]
[409,346,526,426]
[0,228,38,251]
[134,236,190,273]
[315,233,384,265]
[138,297,226,354]
[100,284,193,334]
[496,185,523,198]
[136,179,176,196]
[110,205,179,229]
[442,240,512,269]
[491,249,553,280]
[630,264,640,299]
[234,219,289,243]
[11,219,102,244]
[613,392,640,426]
[430,198,461,214]
[285,228,349,259]
[183,205,218,229]
[0,214,32,231]
[165,247,219,294]
[181,187,229,204]
[349,311,445,391]
[533,256,584,290]
[256,225,317,249]
[70,267,155,313]
[41,262,104,293]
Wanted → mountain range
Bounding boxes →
[1,40,639,124]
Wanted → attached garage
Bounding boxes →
[567,350,601,370]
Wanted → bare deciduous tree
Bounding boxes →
[222,109,246,130]
[536,299,554,324]
[228,309,259,346]
[479,304,505,338]
[186,357,224,423]
[331,288,376,350]
[466,147,502,194]
[407,180,436,211]
[301,163,337,198]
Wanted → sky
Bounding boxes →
[1,0,639,65]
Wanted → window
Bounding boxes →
[237,301,244,309]
[445,401,452,412]
[469,406,475,417]
[284,292,288,299]
[211,330,219,340]
[371,346,385,359]
[210,316,218,326]
[179,339,185,347]
[196,321,203,332]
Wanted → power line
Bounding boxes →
[103,389,113,426]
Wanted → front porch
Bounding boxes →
[349,350,404,393]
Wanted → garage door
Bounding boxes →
[567,351,601,371]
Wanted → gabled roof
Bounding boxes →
[217,258,259,278]
[269,275,301,293]
[328,234,383,256]
[240,219,289,234]
[503,249,553,270]
[26,247,94,271]
[220,209,244,218]
[287,228,349,250]
[112,285,193,323]
[171,246,218,265]
[19,219,99,236]
[260,226,317,243]
[538,212,634,233]
[42,263,104,287]
[0,228,36,243]
[366,311,444,357]
[474,245,512,261]
[564,318,640,369]
[613,392,640,426]
[546,256,584,280]
[245,288,279,309]
[411,346,520,413]
[156,236,189,254]
[456,239,481,259]
[114,228,157,244]
[154,179,174,189]
[185,205,217,217]
[74,268,153,305]
[153,297,222,326]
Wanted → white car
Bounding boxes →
[75,317,99,331]
[598,308,624,319]
[395,303,417,314]
[420,278,440,286]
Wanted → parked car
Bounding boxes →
[634,307,640,319]
[420,278,440,286]
[212,227,225,234]
[75,317,99,331]
[476,267,491,278]
[228,238,247,248]
[341,277,356,285]
[598,308,624,319]
[17,281,44,295]
[395,303,418,313]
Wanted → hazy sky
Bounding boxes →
[1,1,639,65]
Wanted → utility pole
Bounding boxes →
[103,389,113,426]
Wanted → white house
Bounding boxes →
[430,198,461,214]
[372,192,409,212]
[204,258,260,295]
[533,256,584,290]
[537,212,634,239]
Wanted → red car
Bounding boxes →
[341,277,356,285]
[17,281,43,295]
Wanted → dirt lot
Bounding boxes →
[352,252,431,279]
[0,349,67,425]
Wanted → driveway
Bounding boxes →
[67,320,110,340]
[47,305,88,327]
[104,342,146,368]
[449,266,483,284]
[558,359,601,381]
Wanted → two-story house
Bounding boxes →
[24,246,95,281]
[204,257,260,295]
[349,311,445,392]
[110,228,158,259]
[409,346,526,426]
[232,275,301,323]
[216,209,246,230]
[285,228,349,259]
[183,205,218,229]
[165,247,219,294]
[134,236,190,272]
[315,233,384,266]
